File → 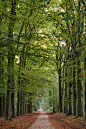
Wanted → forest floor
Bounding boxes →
[48,112,86,129]
[0,112,39,129]
[0,112,86,129]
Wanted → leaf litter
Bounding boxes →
[48,113,86,129]
[0,113,39,129]
[0,112,86,129]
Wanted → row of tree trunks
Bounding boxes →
[17,45,32,116]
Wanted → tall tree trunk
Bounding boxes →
[23,93,25,114]
[11,55,15,118]
[17,55,22,116]
[77,1,83,116]
[53,87,56,113]
[68,82,72,115]
[84,4,86,120]
[5,48,12,120]
[17,56,21,116]
[83,1,86,111]
[0,57,3,116]
[59,47,62,113]
[62,65,64,112]
[68,54,72,115]
[25,92,28,113]
[73,59,76,116]
[64,65,68,114]
[59,68,62,112]
[77,60,83,116]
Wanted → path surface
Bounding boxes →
[28,112,55,129]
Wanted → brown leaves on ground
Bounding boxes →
[48,113,86,129]
[0,113,39,129]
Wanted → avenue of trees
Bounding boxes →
[0,0,86,120]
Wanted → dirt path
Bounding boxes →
[28,112,55,129]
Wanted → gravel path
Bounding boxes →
[28,112,55,129]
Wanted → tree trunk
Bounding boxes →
[3,96,6,116]
[27,93,32,113]
[20,91,23,115]
[25,92,28,114]
[53,87,56,113]
[84,5,86,120]
[11,92,15,118]
[23,93,25,114]
[77,1,83,117]
[77,60,83,116]
[17,92,20,116]
[49,90,52,107]
[17,56,21,116]
[73,60,76,116]
[59,68,62,113]
[0,58,3,116]
[28,101,32,113]
[0,97,3,116]
[59,47,62,113]
[5,90,11,120]
[68,58,72,115]
[85,57,86,119]
[11,55,15,118]
[64,66,68,114]
[68,82,72,115]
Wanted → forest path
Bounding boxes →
[28,112,55,129]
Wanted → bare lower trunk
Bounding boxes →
[20,91,23,115]
[85,57,86,119]
[11,56,15,118]
[23,94,25,114]
[11,92,15,118]
[59,68,62,113]
[73,61,76,116]
[64,67,68,114]
[28,101,32,113]
[17,92,20,116]
[5,90,11,120]
[77,60,83,116]
[53,87,56,113]
[27,94,32,113]
[68,82,72,115]
[0,97,3,116]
